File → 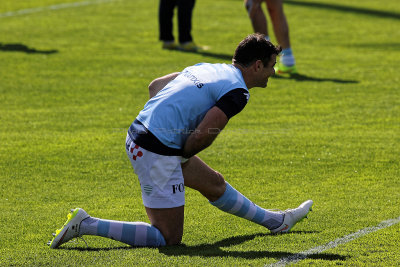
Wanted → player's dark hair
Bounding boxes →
[233,33,281,67]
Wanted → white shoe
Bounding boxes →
[270,200,313,233]
[48,208,89,248]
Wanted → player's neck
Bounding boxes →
[232,63,253,89]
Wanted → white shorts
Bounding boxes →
[125,134,185,209]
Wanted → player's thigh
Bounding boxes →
[182,156,226,201]
[126,134,185,244]
[126,135,185,209]
[145,206,184,245]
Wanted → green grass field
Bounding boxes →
[1,0,399,265]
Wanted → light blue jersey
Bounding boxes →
[136,63,248,149]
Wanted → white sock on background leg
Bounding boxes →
[280,48,295,66]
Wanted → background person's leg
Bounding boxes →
[245,0,269,38]
[177,0,195,44]
[266,0,296,69]
[159,0,177,42]
[266,0,290,49]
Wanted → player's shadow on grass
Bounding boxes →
[58,232,348,262]
[273,73,358,84]
[285,0,400,20]
[60,246,132,251]
[349,42,400,51]
[0,43,58,54]
[159,232,348,261]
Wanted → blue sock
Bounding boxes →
[280,48,295,66]
[80,217,166,247]
[210,183,283,230]
[281,48,293,56]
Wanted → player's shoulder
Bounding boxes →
[192,62,231,69]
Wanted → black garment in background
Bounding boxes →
[159,0,195,44]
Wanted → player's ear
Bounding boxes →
[254,60,263,72]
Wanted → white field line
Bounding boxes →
[0,0,118,18]
[267,216,400,267]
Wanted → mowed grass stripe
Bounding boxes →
[0,0,119,18]
[268,216,400,266]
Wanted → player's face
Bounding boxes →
[258,54,277,88]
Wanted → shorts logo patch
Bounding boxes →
[143,185,153,196]
[130,144,143,161]
[172,183,184,194]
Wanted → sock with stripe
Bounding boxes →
[210,183,284,230]
[280,47,295,67]
[79,218,166,247]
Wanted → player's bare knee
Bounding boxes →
[163,232,182,246]
[155,224,183,246]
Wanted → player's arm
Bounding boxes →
[148,72,180,98]
[182,88,249,158]
[182,106,229,159]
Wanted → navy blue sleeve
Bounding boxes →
[215,88,249,119]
